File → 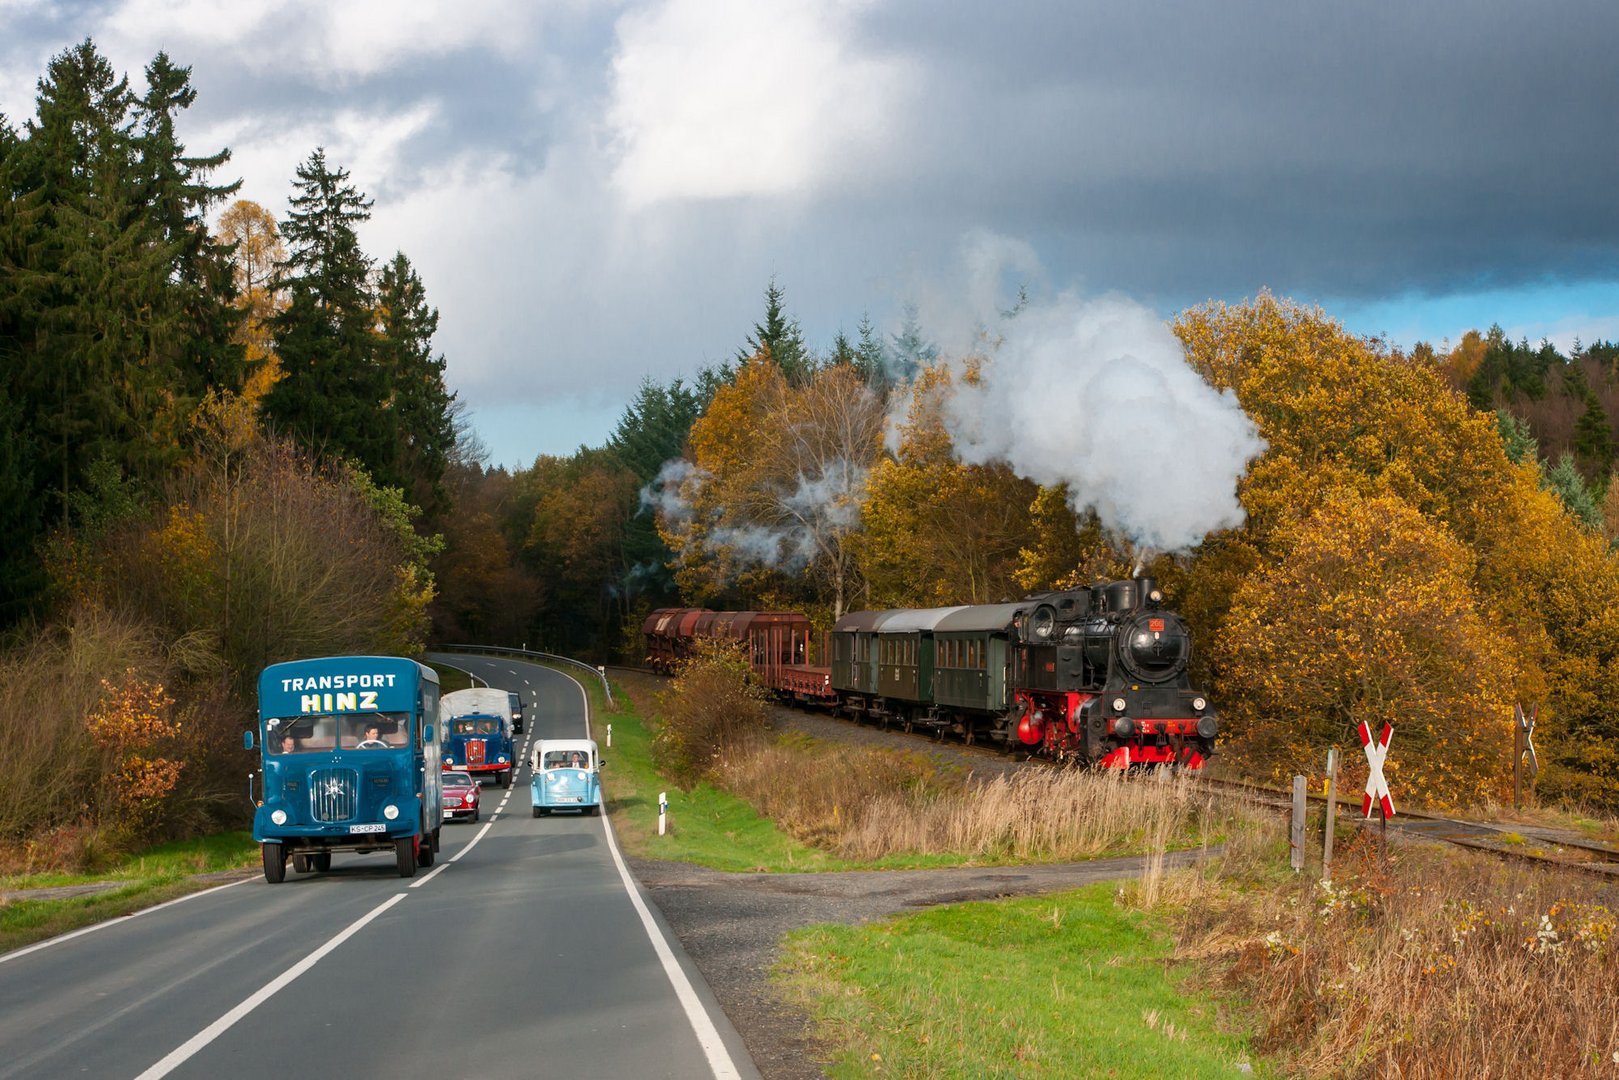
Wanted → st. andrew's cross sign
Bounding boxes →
[1358,721,1395,819]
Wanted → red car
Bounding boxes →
[441,770,481,822]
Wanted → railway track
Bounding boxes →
[1199,776,1619,880]
[611,664,1619,881]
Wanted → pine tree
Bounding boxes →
[264,148,389,477]
[375,251,456,518]
[738,277,812,384]
[888,303,937,385]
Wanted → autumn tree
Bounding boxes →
[214,199,286,405]
[658,356,886,618]
[1217,490,1517,808]
[1175,294,1619,808]
[859,363,1039,608]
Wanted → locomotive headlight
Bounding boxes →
[1192,696,1207,712]
[270,809,288,826]
[382,803,400,820]
[1112,697,1127,712]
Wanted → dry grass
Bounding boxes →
[1162,824,1619,1078]
[717,736,1259,863]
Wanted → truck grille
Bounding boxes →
[309,768,358,822]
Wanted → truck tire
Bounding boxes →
[263,842,286,884]
[395,837,417,878]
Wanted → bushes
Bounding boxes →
[651,640,773,787]
[0,426,440,870]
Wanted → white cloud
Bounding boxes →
[606,0,914,206]
[102,0,538,80]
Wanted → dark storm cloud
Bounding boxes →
[844,0,1619,302]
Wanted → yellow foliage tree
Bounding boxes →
[859,364,1040,608]
[1217,490,1517,809]
[214,200,287,408]
[1175,293,1619,807]
[660,356,885,617]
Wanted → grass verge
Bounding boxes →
[544,661,855,871]
[777,881,1266,1078]
[0,831,258,954]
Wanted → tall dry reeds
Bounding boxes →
[0,606,166,862]
[716,734,1257,863]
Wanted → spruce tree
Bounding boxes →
[265,148,389,477]
[376,251,456,518]
[738,277,812,384]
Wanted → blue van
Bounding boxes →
[530,739,603,816]
[250,656,443,881]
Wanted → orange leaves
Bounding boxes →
[85,669,184,835]
[1216,489,1517,807]
[86,669,178,750]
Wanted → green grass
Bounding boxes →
[0,832,258,954]
[777,882,1268,1079]
[427,661,474,694]
[548,663,855,871]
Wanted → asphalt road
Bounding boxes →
[0,656,757,1080]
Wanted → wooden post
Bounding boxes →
[1290,775,1307,872]
[1322,747,1338,883]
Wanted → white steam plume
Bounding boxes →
[943,291,1264,552]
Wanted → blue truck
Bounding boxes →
[250,655,444,882]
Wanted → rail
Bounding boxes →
[430,644,614,707]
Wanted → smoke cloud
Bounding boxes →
[941,290,1265,552]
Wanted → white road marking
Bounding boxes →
[553,669,742,1080]
[0,878,253,965]
[410,863,449,888]
[135,893,407,1079]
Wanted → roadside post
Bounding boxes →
[598,665,613,706]
[1322,747,1339,883]
[607,723,612,748]
[658,791,668,836]
[1290,775,1307,872]
[1514,703,1538,809]
[1359,721,1396,861]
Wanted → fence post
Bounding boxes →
[1322,747,1338,883]
[1290,775,1307,872]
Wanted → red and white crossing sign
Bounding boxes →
[1358,721,1395,819]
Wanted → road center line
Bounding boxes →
[134,892,407,1079]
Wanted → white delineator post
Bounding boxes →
[658,791,668,836]
[607,724,612,748]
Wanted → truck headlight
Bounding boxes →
[383,803,399,820]
[271,809,287,825]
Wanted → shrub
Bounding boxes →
[651,639,772,787]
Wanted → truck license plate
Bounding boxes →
[348,823,385,834]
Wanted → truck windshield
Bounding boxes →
[264,712,409,754]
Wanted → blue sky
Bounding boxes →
[5,0,1617,470]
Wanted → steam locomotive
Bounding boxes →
[642,576,1216,767]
